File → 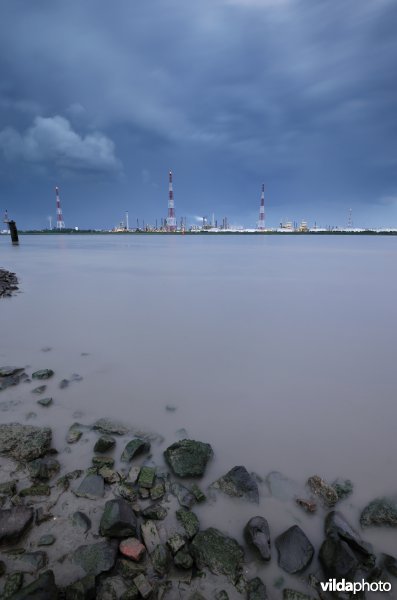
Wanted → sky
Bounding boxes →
[0,0,396,229]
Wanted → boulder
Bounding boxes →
[360,497,397,527]
[137,466,155,489]
[73,540,118,576]
[275,525,314,574]
[174,548,193,569]
[176,508,200,539]
[164,439,213,477]
[140,520,160,554]
[244,516,271,561]
[212,465,259,503]
[32,369,54,380]
[93,418,130,435]
[100,499,138,538]
[190,527,244,584]
[0,423,52,461]
[151,543,171,575]
[0,506,34,544]
[27,456,60,481]
[121,438,150,462]
[8,570,58,600]
[71,511,91,533]
[325,511,373,557]
[141,502,167,520]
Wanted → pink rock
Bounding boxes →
[119,537,146,561]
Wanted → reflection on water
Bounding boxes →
[1,234,397,589]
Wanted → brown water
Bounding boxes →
[1,234,396,596]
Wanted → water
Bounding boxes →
[1,234,396,594]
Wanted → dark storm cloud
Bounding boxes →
[0,0,396,227]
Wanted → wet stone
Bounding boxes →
[141,502,168,520]
[32,369,54,380]
[244,516,271,561]
[17,550,48,571]
[100,498,138,538]
[138,466,156,489]
[190,527,244,584]
[167,532,186,554]
[0,366,24,378]
[247,577,268,599]
[119,537,146,562]
[128,466,141,484]
[27,456,60,481]
[174,548,194,569]
[4,571,24,596]
[38,534,56,546]
[0,480,17,496]
[140,520,161,554]
[93,418,130,436]
[66,422,84,444]
[176,508,200,539]
[133,574,152,599]
[94,435,116,453]
[19,483,51,497]
[150,482,165,500]
[99,466,120,484]
[360,497,397,527]
[121,438,151,463]
[164,439,213,477]
[212,465,259,503]
[319,536,359,579]
[74,474,105,499]
[190,483,206,502]
[9,570,58,600]
[31,385,47,394]
[296,498,317,513]
[307,475,338,507]
[152,543,171,576]
[92,455,115,469]
[332,478,354,501]
[72,540,118,576]
[117,481,137,503]
[275,525,314,574]
[37,397,53,407]
[71,511,91,533]
[56,469,83,490]
[171,482,196,508]
[59,379,69,389]
[0,423,52,461]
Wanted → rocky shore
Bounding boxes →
[0,269,19,298]
[0,367,396,599]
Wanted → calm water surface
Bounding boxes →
[1,234,396,593]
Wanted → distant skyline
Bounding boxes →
[1,0,397,229]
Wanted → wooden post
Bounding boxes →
[8,220,19,245]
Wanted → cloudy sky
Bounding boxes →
[0,0,396,229]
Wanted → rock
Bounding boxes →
[141,503,168,520]
[275,525,314,574]
[66,422,84,444]
[8,570,58,599]
[283,590,315,600]
[92,455,115,469]
[137,466,156,489]
[0,506,34,543]
[56,469,83,490]
[171,482,196,508]
[99,467,120,484]
[97,575,127,600]
[0,480,17,496]
[164,439,213,477]
[121,438,150,463]
[215,592,229,600]
[133,574,152,599]
[325,511,373,557]
[74,474,104,499]
[0,423,52,460]
[32,385,47,394]
[94,435,116,453]
[140,520,161,554]
[0,366,24,378]
[27,456,60,480]
[174,548,193,569]
[116,557,147,580]
[73,540,118,576]
[38,534,56,546]
[59,379,69,389]
[35,507,54,525]
[167,533,186,554]
[150,482,165,501]
[190,483,206,503]
[100,499,138,538]
[20,483,51,497]
[332,478,354,501]
[37,397,53,407]
[266,471,301,501]
[382,553,397,577]
[360,497,397,527]
[295,498,317,513]
[93,418,130,436]
[117,481,137,503]
[176,508,200,539]
[244,516,271,561]
[307,475,338,507]
[247,577,268,599]
[319,536,359,578]
[64,574,96,599]
[4,572,24,597]
[17,550,48,571]
[212,465,259,503]
[151,543,171,575]
[71,511,91,533]
[190,527,244,584]
[119,538,146,561]
[32,369,54,380]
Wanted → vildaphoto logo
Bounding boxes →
[320,579,392,594]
